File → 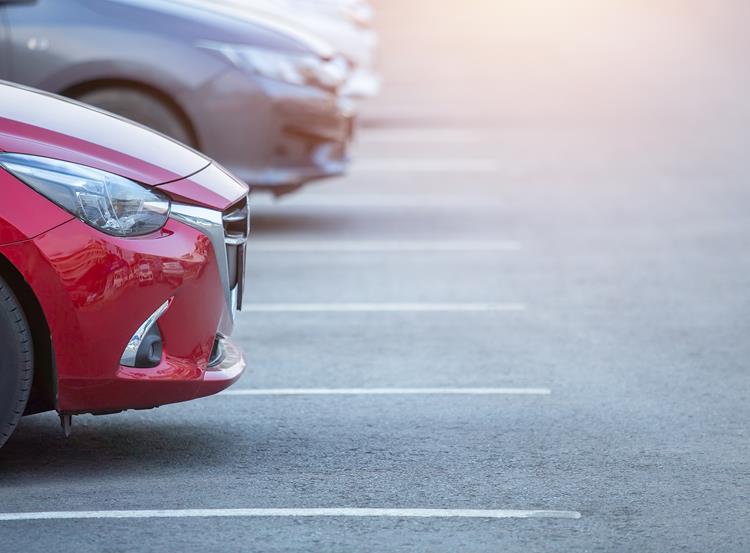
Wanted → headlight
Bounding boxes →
[198,41,349,91]
[0,153,170,237]
[344,0,374,27]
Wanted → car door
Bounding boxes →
[0,4,9,78]
[2,0,60,89]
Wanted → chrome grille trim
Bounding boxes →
[222,197,250,310]
[169,196,250,332]
[170,203,235,336]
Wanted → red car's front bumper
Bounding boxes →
[0,213,246,414]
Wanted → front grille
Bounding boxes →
[223,196,250,309]
[223,196,250,245]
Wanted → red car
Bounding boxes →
[0,82,249,447]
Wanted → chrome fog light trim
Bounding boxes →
[120,298,172,367]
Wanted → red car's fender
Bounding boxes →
[0,168,73,246]
[0,215,228,413]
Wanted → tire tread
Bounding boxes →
[0,276,34,448]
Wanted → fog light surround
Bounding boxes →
[120,298,172,368]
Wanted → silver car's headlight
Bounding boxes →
[198,41,348,90]
[0,153,170,237]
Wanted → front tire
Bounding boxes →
[73,87,196,147]
[0,275,34,449]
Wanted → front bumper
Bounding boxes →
[1,197,249,414]
[342,67,382,99]
[196,338,245,400]
[185,70,355,190]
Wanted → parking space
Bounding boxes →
[2,1,750,551]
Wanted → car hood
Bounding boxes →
[212,0,364,60]
[101,0,335,59]
[0,81,210,186]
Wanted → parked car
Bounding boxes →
[0,0,355,195]
[283,0,374,27]
[214,0,381,98]
[0,81,249,447]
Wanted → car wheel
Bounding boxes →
[74,87,196,147]
[0,275,33,449]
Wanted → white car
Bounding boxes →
[289,0,375,28]
[213,0,381,98]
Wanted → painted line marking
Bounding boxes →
[222,388,551,396]
[241,303,527,313]
[352,159,500,173]
[358,129,484,143]
[0,508,581,522]
[250,194,504,208]
[246,240,521,253]
[361,104,471,121]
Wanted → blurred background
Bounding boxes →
[253,0,750,247]
[371,0,750,128]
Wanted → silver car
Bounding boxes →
[0,0,355,195]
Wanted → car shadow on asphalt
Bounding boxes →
[250,211,350,237]
[250,210,497,240]
[0,412,278,483]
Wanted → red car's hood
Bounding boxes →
[0,81,209,185]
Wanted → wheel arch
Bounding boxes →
[60,78,201,149]
[0,253,57,415]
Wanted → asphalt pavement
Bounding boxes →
[1,1,749,551]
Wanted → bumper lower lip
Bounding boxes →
[238,154,350,190]
[193,336,246,400]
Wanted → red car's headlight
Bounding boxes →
[0,153,170,237]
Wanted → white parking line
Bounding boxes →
[247,240,521,253]
[359,129,484,144]
[360,104,470,122]
[241,303,527,313]
[353,159,500,173]
[250,194,504,208]
[0,508,581,522]
[222,388,551,396]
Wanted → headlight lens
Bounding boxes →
[198,41,349,91]
[344,0,374,27]
[0,153,170,237]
